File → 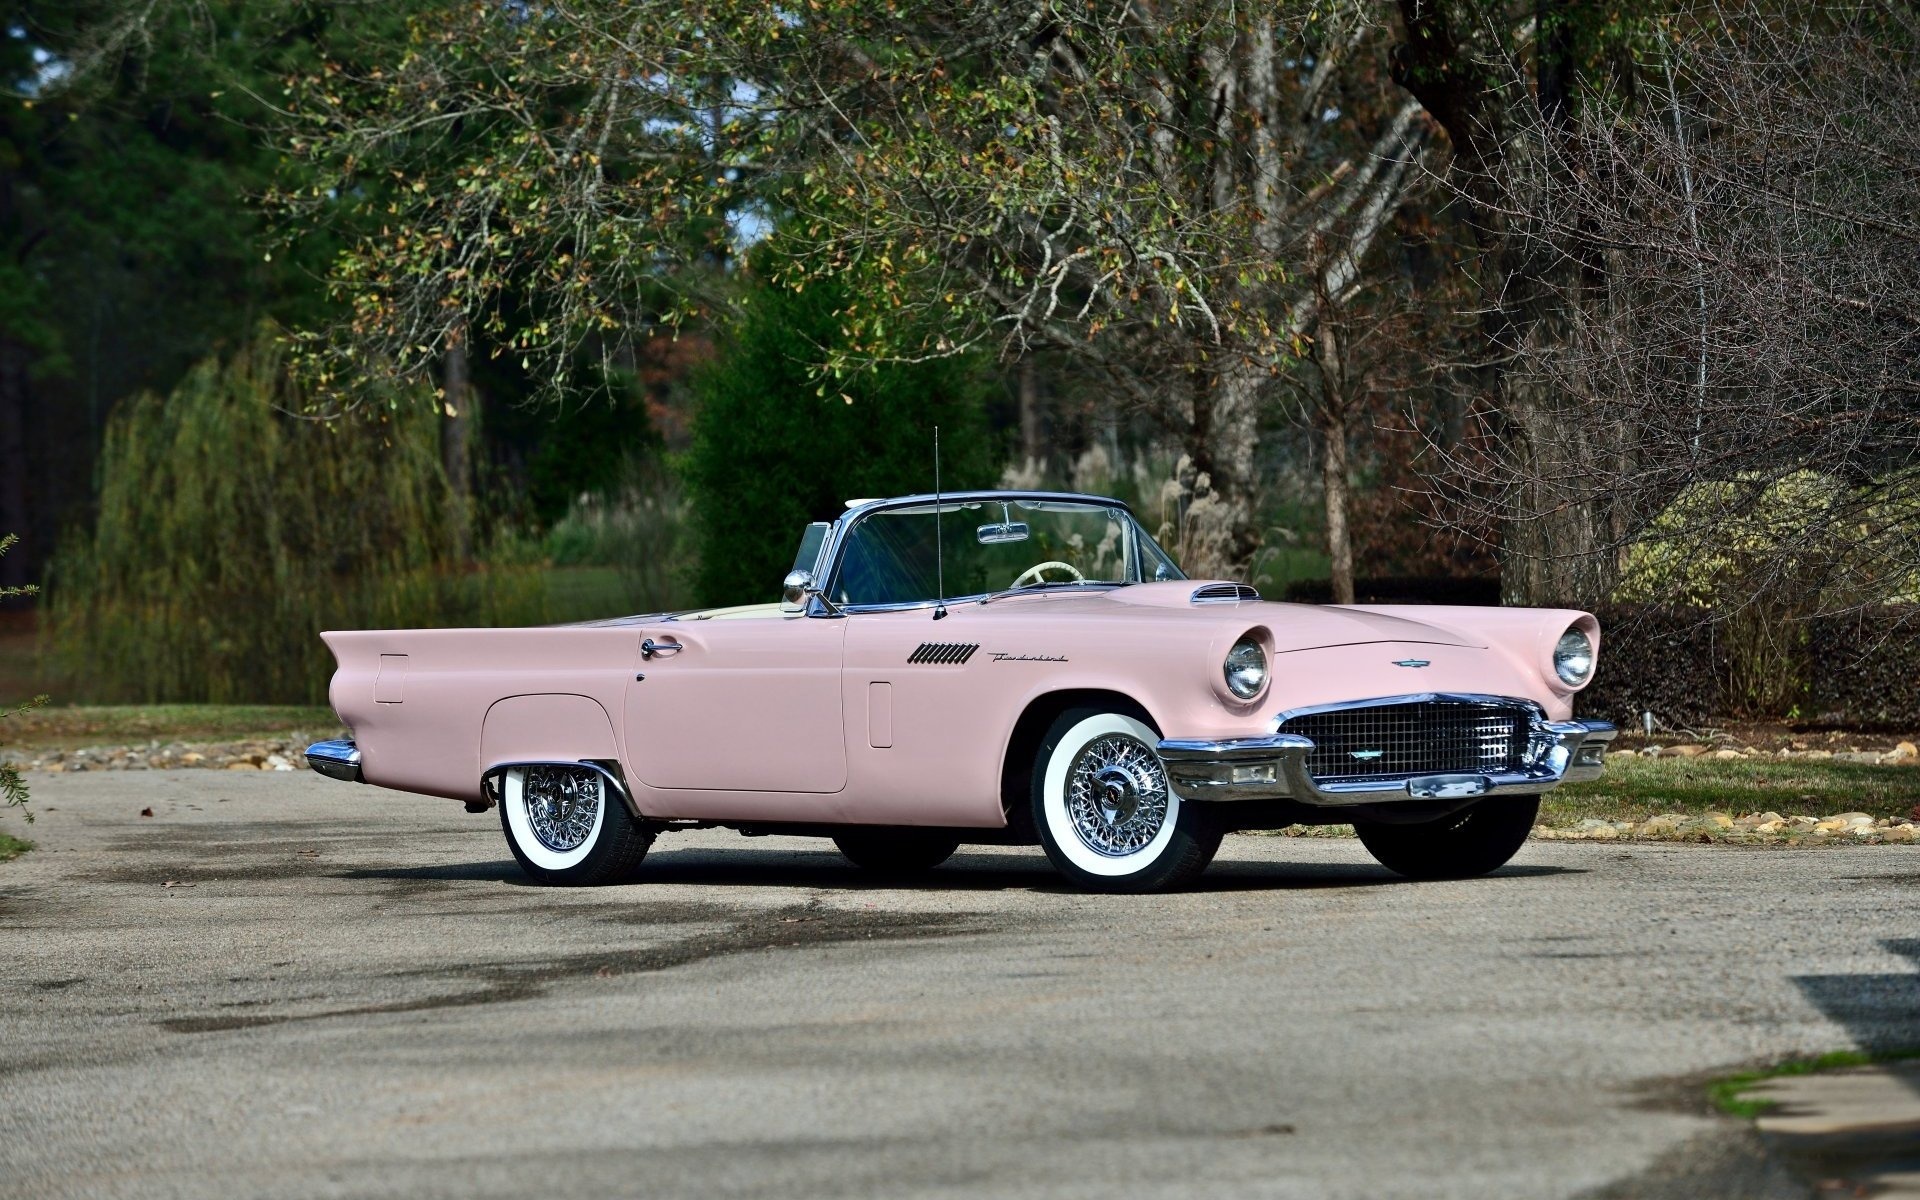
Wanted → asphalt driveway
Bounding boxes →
[2,771,1915,1199]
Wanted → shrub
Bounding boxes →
[45,337,547,704]
[1,533,42,821]
[1577,607,1729,730]
[1804,608,1920,728]
[542,455,693,613]
[685,267,997,607]
[1281,576,1501,605]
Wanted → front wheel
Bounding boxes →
[1032,708,1220,893]
[1354,797,1539,880]
[498,764,653,886]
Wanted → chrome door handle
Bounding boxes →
[641,638,682,660]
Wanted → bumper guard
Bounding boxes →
[304,739,363,784]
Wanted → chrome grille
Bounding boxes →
[1277,700,1532,782]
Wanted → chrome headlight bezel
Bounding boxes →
[1223,636,1269,701]
[1553,627,1595,688]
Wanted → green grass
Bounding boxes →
[0,832,31,863]
[1541,754,1920,825]
[3,704,340,753]
[1709,1047,1920,1118]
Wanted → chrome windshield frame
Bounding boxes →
[812,490,1182,616]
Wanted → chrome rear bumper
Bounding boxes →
[304,739,363,784]
[1157,718,1616,806]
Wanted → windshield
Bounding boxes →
[829,499,1184,608]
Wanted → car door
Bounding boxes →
[839,606,1010,827]
[621,614,848,795]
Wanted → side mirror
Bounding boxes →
[781,569,815,614]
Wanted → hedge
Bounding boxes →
[1804,607,1920,728]
[1578,608,1730,730]
[1280,576,1501,606]
[1580,606,1920,730]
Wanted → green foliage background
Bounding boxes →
[685,267,1000,606]
[44,336,547,703]
[0,533,41,820]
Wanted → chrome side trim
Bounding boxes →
[1156,704,1616,805]
[304,739,363,784]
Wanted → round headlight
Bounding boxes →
[1224,638,1268,700]
[1553,628,1594,687]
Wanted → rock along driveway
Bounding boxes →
[1,771,1916,1200]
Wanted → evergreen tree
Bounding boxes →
[685,265,999,607]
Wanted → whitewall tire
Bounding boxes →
[1032,708,1220,893]
[498,764,653,886]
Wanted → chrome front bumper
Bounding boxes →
[304,739,363,784]
[1157,717,1616,806]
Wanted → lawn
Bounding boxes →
[0,832,31,862]
[1542,753,1920,825]
[3,704,341,752]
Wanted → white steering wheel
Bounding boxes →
[1010,560,1085,588]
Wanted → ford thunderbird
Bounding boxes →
[306,490,1614,892]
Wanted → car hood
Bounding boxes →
[1005,584,1488,652]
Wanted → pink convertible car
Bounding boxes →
[307,491,1613,892]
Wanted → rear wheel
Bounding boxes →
[1031,708,1220,893]
[832,829,960,875]
[1354,798,1539,880]
[498,764,652,886]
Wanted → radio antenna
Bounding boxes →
[932,425,947,621]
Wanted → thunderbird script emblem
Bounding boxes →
[1393,658,1431,668]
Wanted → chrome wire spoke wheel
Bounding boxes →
[1034,709,1217,891]
[1064,734,1171,857]
[522,764,602,853]
[500,763,617,878]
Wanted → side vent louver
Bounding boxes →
[1190,583,1260,604]
[908,642,979,665]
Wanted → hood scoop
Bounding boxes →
[1190,582,1260,604]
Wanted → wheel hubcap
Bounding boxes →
[523,765,601,852]
[1066,735,1170,857]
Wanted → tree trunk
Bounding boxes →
[1497,363,1615,607]
[1182,358,1264,579]
[0,337,32,600]
[1017,356,1043,467]
[1394,0,1616,608]
[1312,324,1356,606]
[441,339,473,563]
